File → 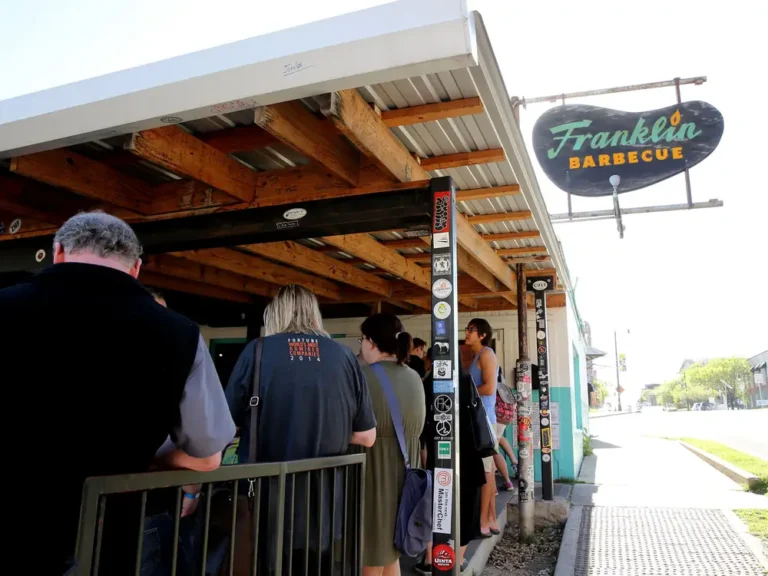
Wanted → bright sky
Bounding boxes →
[2,0,766,397]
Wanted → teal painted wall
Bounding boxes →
[573,345,583,430]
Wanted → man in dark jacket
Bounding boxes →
[0,212,235,575]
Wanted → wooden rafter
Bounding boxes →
[324,89,419,184]
[322,234,477,309]
[484,230,540,242]
[322,89,515,302]
[126,125,257,203]
[421,149,505,171]
[497,247,548,256]
[255,101,360,186]
[239,241,392,298]
[467,211,532,225]
[142,254,278,298]
[10,149,152,214]
[505,256,551,265]
[198,125,278,154]
[140,270,253,303]
[0,173,93,225]
[172,248,342,301]
[455,213,517,291]
[472,293,565,311]
[380,97,484,127]
[381,238,430,249]
[456,185,520,202]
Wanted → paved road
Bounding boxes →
[594,407,768,460]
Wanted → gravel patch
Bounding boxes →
[481,522,562,576]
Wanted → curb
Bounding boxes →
[589,411,635,420]
[680,441,761,490]
[721,508,768,572]
[553,505,582,576]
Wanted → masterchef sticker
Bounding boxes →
[433,468,453,534]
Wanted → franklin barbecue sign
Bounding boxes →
[532,101,724,196]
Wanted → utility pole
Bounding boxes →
[614,329,622,412]
[515,264,534,539]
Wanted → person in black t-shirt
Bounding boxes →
[408,337,427,378]
[225,285,376,575]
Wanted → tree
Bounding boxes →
[685,358,751,407]
[593,378,609,407]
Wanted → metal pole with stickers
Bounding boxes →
[528,275,555,501]
[429,176,461,574]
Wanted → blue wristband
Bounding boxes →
[183,492,200,500]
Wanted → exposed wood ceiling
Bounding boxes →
[0,91,563,313]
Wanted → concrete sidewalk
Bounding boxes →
[556,430,767,575]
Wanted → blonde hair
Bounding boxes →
[263,284,329,337]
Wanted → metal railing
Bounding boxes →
[74,454,366,576]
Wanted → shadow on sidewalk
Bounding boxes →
[590,438,622,450]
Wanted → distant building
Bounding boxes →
[747,350,768,408]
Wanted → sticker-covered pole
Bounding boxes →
[429,176,460,574]
[528,276,555,500]
[515,265,535,539]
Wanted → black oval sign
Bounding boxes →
[532,101,724,197]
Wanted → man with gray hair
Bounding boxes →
[0,212,235,575]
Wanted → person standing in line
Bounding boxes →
[358,314,426,576]
[225,284,377,575]
[0,212,235,576]
[465,318,501,537]
[408,337,427,378]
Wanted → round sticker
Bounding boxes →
[432,278,452,299]
[436,470,452,486]
[532,280,548,291]
[9,218,22,234]
[283,208,307,220]
[542,454,551,463]
[434,301,451,320]
[537,330,546,340]
[35,249,46,263]
[541,418,550,426]
[432,544,456,571]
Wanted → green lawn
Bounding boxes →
[682,437,768,494]
[734,509,768,547]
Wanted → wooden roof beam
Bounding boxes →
[483,230,540,242]
[456,184,520,202]
[198,124,278,153]
[467,211,533,225]
[239,241,392,298]
[255,101,360,186]
[126,125,257,203]
[140,270,253,304]
[10,149,152,214]
[504,256,551,265]
[322,233,477,309]
[142,254,278,299]
[172,248,342,301]
[322,89,510,304]
[380,97,484,127]
[497,247,548,256]
[421,148,505,171]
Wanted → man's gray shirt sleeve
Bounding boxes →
[172,335,236,458]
